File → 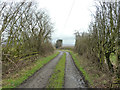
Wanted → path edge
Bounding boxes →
[68,52,89,88]
[17,52,61,88]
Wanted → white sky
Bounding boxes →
[2,0,96,46]
[35,0,96,46]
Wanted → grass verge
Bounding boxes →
[47,53,66,88]
[68,51,93,86]
[2,51,59,88]
[69,50,112,88]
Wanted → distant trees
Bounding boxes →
[74,1,120,86]
[1,1,54,74]
[56,39,63,48]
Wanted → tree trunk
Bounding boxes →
[116,1,120,79]
[105,52,114,73]
[117,55,120,78]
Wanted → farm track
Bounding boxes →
[18,51,63,88]
[64,52,86,88]
[18,51,87,88]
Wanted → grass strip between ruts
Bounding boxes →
[47,53,66,88]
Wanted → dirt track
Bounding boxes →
[64,52,86,88]
[18,51,87,88]
[18,51,63,88]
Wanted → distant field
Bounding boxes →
[60,46,74,50]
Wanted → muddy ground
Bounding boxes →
[18,51,87,88]
[64,52,86,88]
[18,51,63,88]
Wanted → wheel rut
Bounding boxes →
[64,52,87,88]
[18,51,87,88]
[18,51,64,88]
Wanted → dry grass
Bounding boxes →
[78,55,113,88]
[70,51,114,88]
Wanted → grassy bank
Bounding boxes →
[69,50,112,88]
[2,51,59,88]
[47,53,66,88]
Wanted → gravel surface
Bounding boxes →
[64,52,86,88]
[18,51,63,88]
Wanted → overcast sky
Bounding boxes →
[35,0,96,46]
[3,0,96,46]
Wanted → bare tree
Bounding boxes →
[1,1,54,74]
